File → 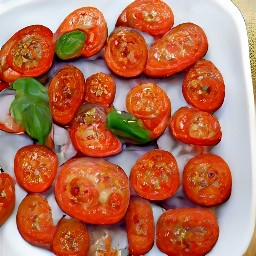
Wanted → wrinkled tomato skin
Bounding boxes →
[144,22,208,78]
[156,208,219,256]
[0,172,15,226]
[182,59,225,113]
[169,106,222,146]
[54,157,130,225]
[48,65,85,125]
[125,196,155,255]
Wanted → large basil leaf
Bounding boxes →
[10,78,52,145]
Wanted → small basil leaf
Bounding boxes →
[107,108,152,144]
[55,30,87,60]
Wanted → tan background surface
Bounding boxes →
[230,1,256,255]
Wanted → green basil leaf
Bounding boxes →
[11,77,48,102]
[10,78,52,145]
[107,108,152,144]
[55,30,87,60]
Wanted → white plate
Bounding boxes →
[0,0,255,255]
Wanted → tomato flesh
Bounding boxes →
[14,144,58,193]
[54,157,130,224]
[48,65,85,125]
[182,153,232,207]
[16,194,55,249]
[144,22,208,77]
[52,217,90,256]
[130,149,180,200]
[116,0,174,36]
[69,104,122,157]
[156,208,219,256]
[0,172,15,226]
[182,59,225,112]
[169,106,222,146]
[104,26,148,77]
[54,7,108,58]
[4,25,54,79]
[125,196,154,255]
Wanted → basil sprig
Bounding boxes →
[10,77,52,145]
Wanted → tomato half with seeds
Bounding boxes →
[130,149,180,200]
[126,82,171,139]
[16,194,55,249]
[125,196,154,255]
[104,27,148,78]
[144,22,208,78]
[48,65,85,125]
[69,103,122,157]
[182,59,225,112]
[52,217,90,256]
[0,172,15,226]
[54,157,130,224]
[0,25,54,83]
[84,72,116,107]
[116,0,174,36]
[54,7,108,58]
[156,208,219,256]
[169,106,222,146]
[14,144,58,193]
[182,153,232,207]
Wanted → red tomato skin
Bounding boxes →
[52,217,90,256]
[116,0,174,36]
[126,82,171,139]
[69,104,122,158]
[0,118,25,134]
[130,149,180,200]
[182,59,225,112]
[0,25,54,83]
[16,194,55,249]
[54,157,130,225]
[104,26,148,78]
[48,65,86,125]
[125,196,155,255]
[182,153,232,207]
[0,172,15,226]
[169,106,222,146]
[14,144,58,193]
[144,22,208,78]
[84,72,116,107]
[156,208,219,256]
[54,7,108,58]
[0,80,9,91]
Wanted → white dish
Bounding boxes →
[0,0,255,255]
